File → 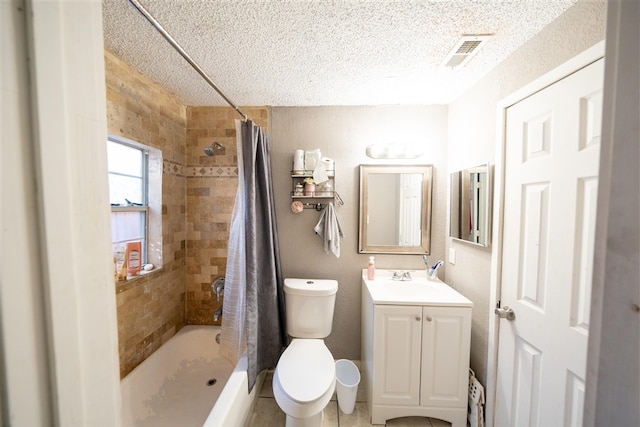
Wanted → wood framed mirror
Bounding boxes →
[358,165,433,254]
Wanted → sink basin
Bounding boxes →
[363,269,472,306]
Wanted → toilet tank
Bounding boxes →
[284,278,338,338]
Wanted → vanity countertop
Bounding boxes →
[362,269,473,307]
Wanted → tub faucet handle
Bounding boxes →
[212,276,225,301]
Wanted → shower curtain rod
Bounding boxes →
[127,0,250,122]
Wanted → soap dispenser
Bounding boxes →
[367,256,376,280]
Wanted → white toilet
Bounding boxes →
[273,278,338,427]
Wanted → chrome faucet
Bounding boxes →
[211,276,225,301]
[214,305,223,322]
[392,271,412,281]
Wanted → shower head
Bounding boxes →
[204,142,225,156]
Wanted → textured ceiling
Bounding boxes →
[102,0,577,107]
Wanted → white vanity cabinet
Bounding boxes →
[361,271,472,426]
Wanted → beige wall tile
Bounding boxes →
[106,50,188,378]
[107,49,270,370]
[184,106,268,325]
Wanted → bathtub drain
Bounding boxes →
[207,378,217,386]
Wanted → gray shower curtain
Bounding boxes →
[227,120,287,392]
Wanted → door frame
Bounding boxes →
[485,40,605,427]
[1,1,121,425]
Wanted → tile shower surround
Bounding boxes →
[185,106,268,327]
[106,50,268,377]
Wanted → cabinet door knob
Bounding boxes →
[415,316,421,321]
[425,315,433,321]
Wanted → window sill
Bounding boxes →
[115,267,163,293]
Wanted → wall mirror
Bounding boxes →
[359,165,433,254]
[449,163,492,247]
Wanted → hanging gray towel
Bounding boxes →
[313,202,344,258]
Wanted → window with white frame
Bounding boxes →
[108,138,149,264]
[107,135,162,270]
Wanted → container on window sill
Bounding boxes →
[126,241,142,277]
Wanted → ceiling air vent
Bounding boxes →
[441,34,493,68]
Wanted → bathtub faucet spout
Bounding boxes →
[214,305,223,322]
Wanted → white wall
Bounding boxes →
[269,106,448,359]
[446,0,606,385]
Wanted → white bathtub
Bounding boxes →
[121,325,263,427]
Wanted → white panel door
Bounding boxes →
[495,58,603,427]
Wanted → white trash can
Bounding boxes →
[335,359,360,415]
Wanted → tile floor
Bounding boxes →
[247,371,452,427]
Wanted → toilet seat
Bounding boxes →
[273,339,336,419]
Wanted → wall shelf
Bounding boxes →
[290,167,342,209]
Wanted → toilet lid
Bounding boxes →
[276,339,335,403]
